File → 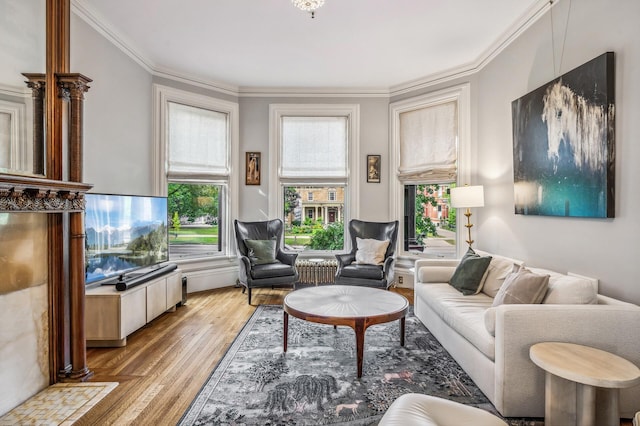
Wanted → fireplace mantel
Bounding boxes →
[0,175,92,212]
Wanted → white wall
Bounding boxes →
[475,0,640,304]
[71,15,154,195]
[70,0,640,303]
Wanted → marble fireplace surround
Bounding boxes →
[0,177,91,416]
[0,212,49,415]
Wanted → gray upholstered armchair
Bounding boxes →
[334,219,399,289]
[234,219,299,305]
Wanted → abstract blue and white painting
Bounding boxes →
[512,52,615,218]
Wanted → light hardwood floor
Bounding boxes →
[78,285,412,425]
[77,285,632,426]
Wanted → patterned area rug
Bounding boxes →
[179,305,539,425]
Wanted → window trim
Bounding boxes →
[269,104,360,254]
[0,99,27,172]
[153,84,239,262]
[390,83,471,258]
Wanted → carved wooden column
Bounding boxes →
[58,74,91,182]
[46,0,71,383]
[22,74,46,175]
[58,73,92,381]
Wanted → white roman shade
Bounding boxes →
[398,101,457,183]
[167,102,229,178]
[281,116,347,179]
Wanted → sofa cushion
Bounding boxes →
[355,237,390,265]
[340,263,384,280]
[492,267,549,306]
[416,283,495,360]
[483,307,497,336]
[475,251,524,298]
[449,248,492,295]
[528,269,598,304]
[250,261,296,279]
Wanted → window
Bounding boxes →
[391,84,470,258]
[269,104,359,252]
[168,182,220,259]
[154,85,239,262]
[404,183,456,257]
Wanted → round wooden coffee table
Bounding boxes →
[283,285,409,378]
[530,342,640,426]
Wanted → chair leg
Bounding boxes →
[247,288,252,305]
[242,286,246,294]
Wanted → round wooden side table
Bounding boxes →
[530,342,640,426]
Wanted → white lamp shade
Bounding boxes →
[451,185,484,208]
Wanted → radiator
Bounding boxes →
[296,259,338,285]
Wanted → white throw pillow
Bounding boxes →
[355,237,390,265]
[492,267,549,306]
[542,274,598,304]
[481,256,523,298]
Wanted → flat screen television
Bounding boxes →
[84,193,169,285]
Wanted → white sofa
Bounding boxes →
[413,251,640,418]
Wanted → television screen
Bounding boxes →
[85,193,168,285]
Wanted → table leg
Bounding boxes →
[283,311,288,352]
[354,320,365,378]
[545,371,576,426]
[400,316,405,347]
[596,388,620,426]
[577,383,596,426]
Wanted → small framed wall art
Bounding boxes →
[245,152,261,185]
[367,154,381,183]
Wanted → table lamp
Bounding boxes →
[450,185,484,248]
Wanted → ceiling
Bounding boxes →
[73,0,549,94]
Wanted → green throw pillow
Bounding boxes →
[245,238,277,265]
[449,248,492,295]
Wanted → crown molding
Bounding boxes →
[152,66,239,98]
[72,0,553,99]
[237,86,390,98]
[474,0,553,72]
[72,0,154,74]
[389,0,552,97]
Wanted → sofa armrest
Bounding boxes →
[414,258,460,269]
[493,304,640,417]
[416,266,457,283]
[276,250,298,266]
[414,259,459,284]
[335,253,355,268]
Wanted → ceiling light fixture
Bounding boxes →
[291,0,325,18]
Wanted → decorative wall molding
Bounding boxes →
[0,175,91,212]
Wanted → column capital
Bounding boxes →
[56,73,92,100]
